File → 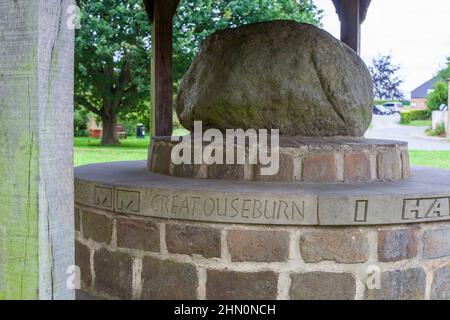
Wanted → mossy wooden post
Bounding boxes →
[0,0,75,299]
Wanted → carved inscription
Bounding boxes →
[94,186,113,209]
[75,181,89,202]
[116,189,140,213]
[402,197,450,221]
[354,200,368,222]
[149,193,306,222]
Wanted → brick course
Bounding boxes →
[227,230,289,262]
[166,224,221,258]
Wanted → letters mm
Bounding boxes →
[115,189,141,213]
[94,186,113,210]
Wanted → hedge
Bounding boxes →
[409,109,431,121]
[400,112,411,124]
[400,109,431,124]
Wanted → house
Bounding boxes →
[411,76,439,109]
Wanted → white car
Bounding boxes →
[382,102,403,114]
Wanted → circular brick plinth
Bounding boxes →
[75,161,450,300]
[148,136,410,183]
[75,205,450,300]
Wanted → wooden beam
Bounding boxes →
[332,0,371,23]
[149,0,180,137]
[447,78,450,138]
[338,0,361,54]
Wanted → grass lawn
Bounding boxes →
[75,134,450,171]
[409,150,450,170]
[400,120,432,127]
[74,123,450,170]
[74,137,149,167]
[74,128,189,167]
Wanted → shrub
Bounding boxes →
[400,111,411,124]
[74,108,89,133]
[75,129,90,137]
[427,81,448,111]
[410,109,431,121]
[426,123,446,137]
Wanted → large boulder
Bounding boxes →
[176,20,374,137]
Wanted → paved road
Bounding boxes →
[365,114,450,151]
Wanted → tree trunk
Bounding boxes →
[101,114,120,145]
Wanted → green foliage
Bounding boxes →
[437,57,450,81]
[172,0,322,88]
[426,123,446,137]
[400,109,431,125]
[119,102,151,136]
[400,111,411,124]
[74,0,322,141]
[410,109,431,121]
[74,108,88,130]
[75,0,151,143]
[427,81,448,111]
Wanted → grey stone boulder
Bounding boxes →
[176,20,373,137]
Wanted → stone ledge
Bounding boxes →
[75,161,450,226]
[148,137,409,183]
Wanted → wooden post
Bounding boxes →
[150,0,180,137]
[339,0,361,54]
[447,78,450,137]
[0,0,74,299]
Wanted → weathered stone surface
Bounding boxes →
[172,163,206,179]
[94,249,133,299]
[75,241,91,288]
[75,207,81,232]
[366,268,426,300]
[206,270,278,300]
[431,264,450,300]
[150,142,172,174]
[141,257,198,299]
[401,150,411,179]
[377,150,402,181]
[75,161,450,226]
[290,272,356,300]
[302,153,337,183]
[208,164,247,181]
[227,230,289,262]
[255,153,295,182]
[378,229,417,262]
[423,228,450,259]
[82,211,113,244]
[116,218,160,252]
[177,21,373,137]
[300,229,369,263]
[344,152,371,182]
[166,224,221,258]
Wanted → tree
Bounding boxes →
[75,0,321,144]
[426,57,450,111]
[75,0,151,145]
[427,81,448,111]
[437,57,450,81]
[172,0,322,87]
[369,54,405,101]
